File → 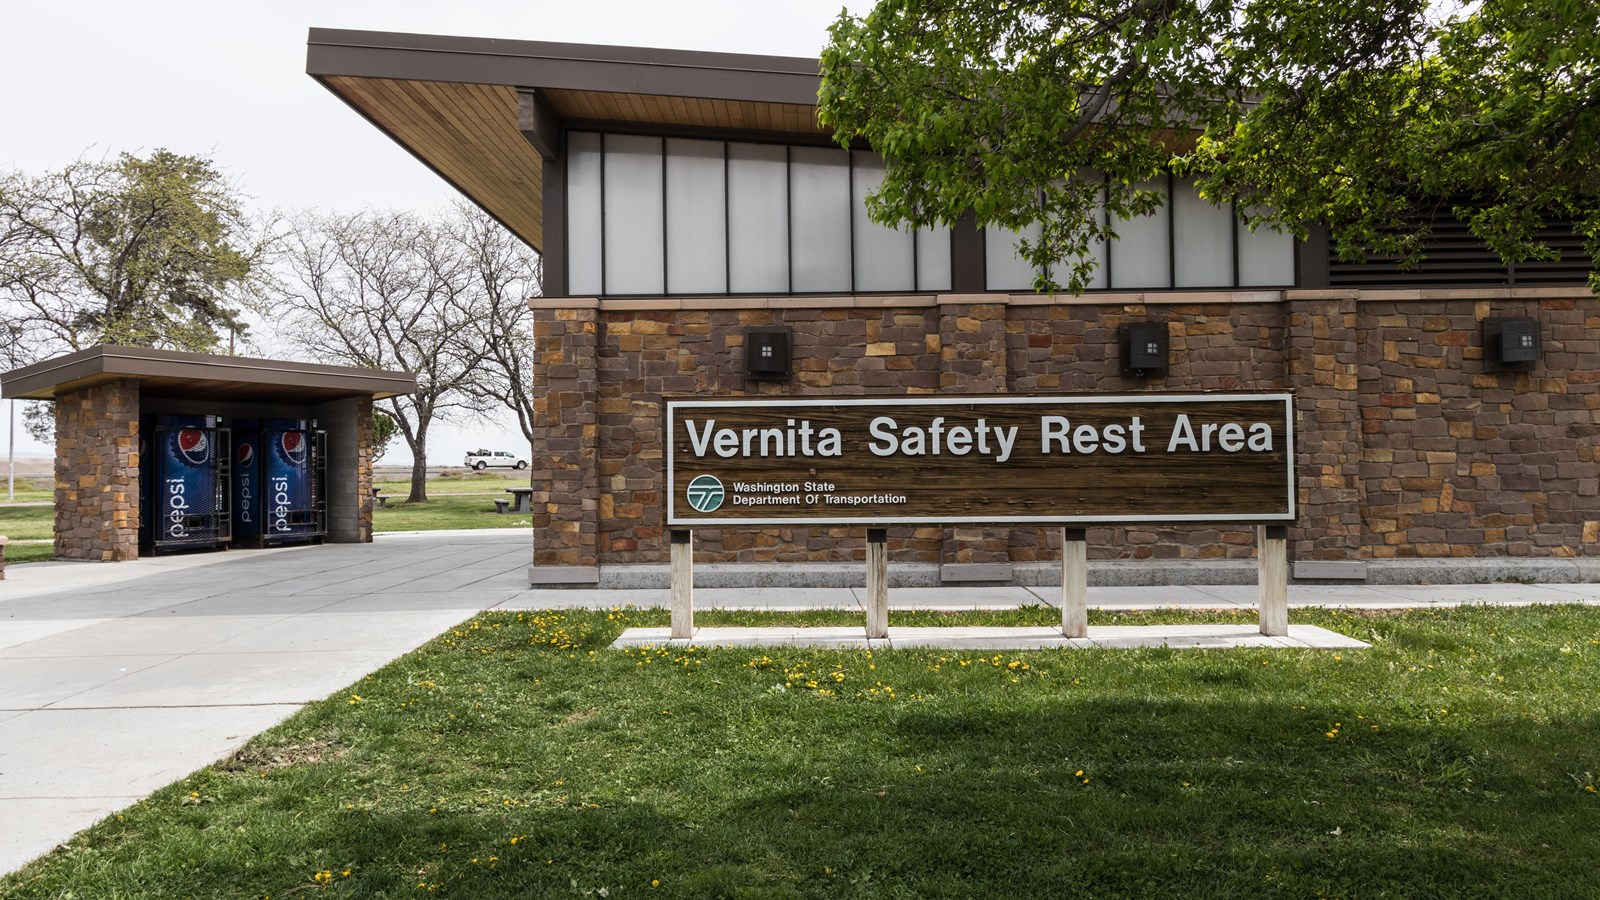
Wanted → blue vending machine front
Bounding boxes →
[233,418,326,547]
[139,414,231,553]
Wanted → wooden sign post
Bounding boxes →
[866,528,888,639]
[1257,526,1289,636]
[663,393,1297,638]
[1061,528,1088,638]
[670,529,693,639]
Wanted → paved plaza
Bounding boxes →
[4,530,1600,873]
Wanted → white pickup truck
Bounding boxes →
[463,449,529,470]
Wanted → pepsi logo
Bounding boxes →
[279,431,307,465]
[237,442,255,466]
[176,428,210,466]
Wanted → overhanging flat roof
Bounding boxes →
[0,345,415,404]
[306,28,830,253]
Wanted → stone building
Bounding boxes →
[307,29,1600,586]
[0,345,413,561]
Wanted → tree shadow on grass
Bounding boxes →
[18,696,1591,900]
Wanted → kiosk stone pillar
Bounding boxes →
[54,378,141,561]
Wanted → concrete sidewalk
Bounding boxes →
[3,530,1599,874]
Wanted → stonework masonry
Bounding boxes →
[354,397,375,543]
[530,289,1600,574]
[55,378,141,561]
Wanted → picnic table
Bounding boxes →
[505,487,533,514]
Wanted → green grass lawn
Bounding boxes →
[0,476,53,504]
[0,505,52,541]
[2,542,54,564]
[5,605,1598,898]
[374,471,529,497]
[1,502,57,564]
[373,494,530,532]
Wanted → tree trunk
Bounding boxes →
[408,434,429,503]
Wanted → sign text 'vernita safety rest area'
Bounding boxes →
[666,394,1296,526]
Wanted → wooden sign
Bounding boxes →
[665,394,1295,526]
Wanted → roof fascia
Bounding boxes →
[306,28,823,106]
[1,345,415,401]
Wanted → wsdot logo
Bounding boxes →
[686,475,725,513]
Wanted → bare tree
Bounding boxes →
[450,203,542,447]
[275,210,486,503]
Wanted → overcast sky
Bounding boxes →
[2,0,873,464]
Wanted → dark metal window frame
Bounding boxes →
[569,128,950,298]
[987,174,1300,292]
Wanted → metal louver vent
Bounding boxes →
[1328,215,1594,287]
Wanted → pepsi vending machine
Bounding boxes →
[232,418,327,547]
[139,415,232,554]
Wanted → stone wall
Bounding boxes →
[531,306,601,573]
[54,378,141,561]
[1352,294,1600,559]
[531,289,1600,573]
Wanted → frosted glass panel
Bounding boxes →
[566,132,603,296]
[1173,176,1234,287]
[789,146,851,292]
[727,143,789,293]
[851,154,916,291]
[1237,207,1296,285]
[1109,178,1171,288]
[985,221,1041,291]
[1059,169,1106,290]
[603,134,664,295]
[916,227,952,291]
[665,139,727,294]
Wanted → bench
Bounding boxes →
[493,498,511,514]
[373,493,391,509]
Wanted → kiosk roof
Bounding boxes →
[1,345,416,403]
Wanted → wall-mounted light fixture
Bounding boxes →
[744,326,792,380]
[1483,316,1540,372]
[1118,322,1169,379]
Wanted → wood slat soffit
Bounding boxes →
[323,75,544,248]
[309,31,838,255]
[320,77,829,254]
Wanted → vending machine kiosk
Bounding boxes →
[232,418,327,547]
[139,414,232,554]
